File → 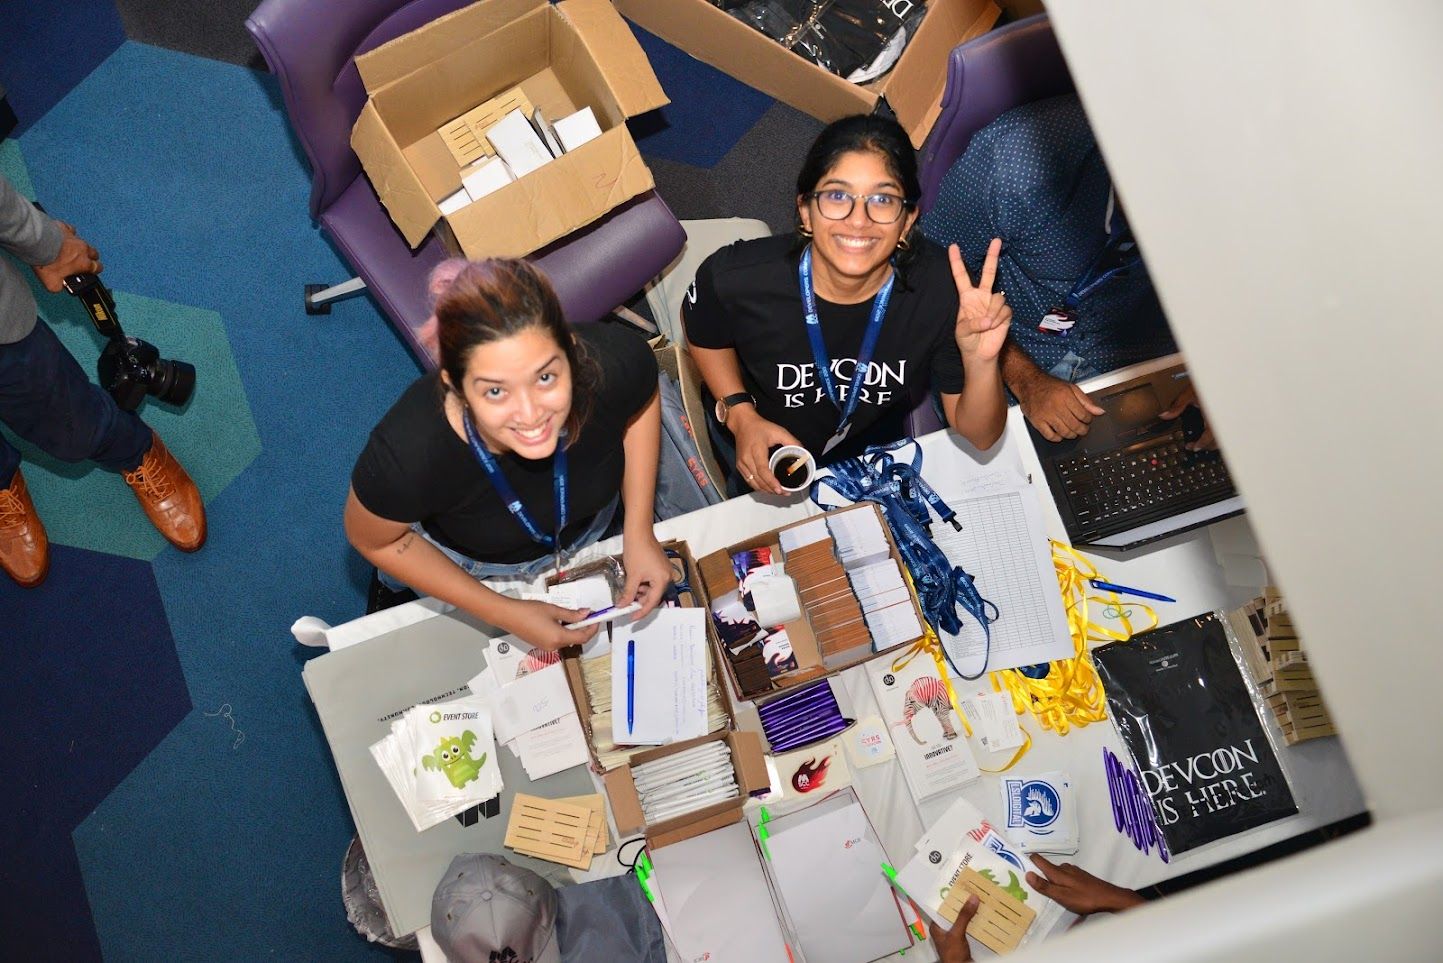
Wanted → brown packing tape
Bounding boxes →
[940,868,1036,955]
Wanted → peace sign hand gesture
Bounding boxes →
[949,238,1012,364]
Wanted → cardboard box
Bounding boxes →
[613,0,1000,146]
[699,503,928,704]
[352,0,668,259]
[556,540,739,774]
[604,730,769,845]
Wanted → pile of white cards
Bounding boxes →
[370,694,503,832]
[470,636,590,782]
[633,740,739,824]
[827,509,892,569]
[999,770,1078,854]
[849,558,923,649]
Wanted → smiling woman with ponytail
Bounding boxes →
[345,258,672,650]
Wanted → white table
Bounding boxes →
[325,365,1365,961]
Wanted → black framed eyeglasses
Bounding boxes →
[807,189,912,224]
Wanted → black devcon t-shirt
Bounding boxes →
[682,235,964,461]
[351,323,657,564]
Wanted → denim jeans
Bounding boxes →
[1048,349,1102,384]
[376,494,620,592]
[0,319,152,486]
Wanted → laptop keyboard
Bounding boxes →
[1056,432,1236,535]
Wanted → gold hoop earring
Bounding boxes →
[797,223,813,239]
[896,233,911,251]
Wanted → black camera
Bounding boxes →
[63,273,196,411]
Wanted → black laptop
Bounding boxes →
[1029,364,1244,550]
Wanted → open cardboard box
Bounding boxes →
[353,0,668,259]
[699,502,928,704]
[604,730,769,845]
[556,539,739,775]
[612,0,1000,146]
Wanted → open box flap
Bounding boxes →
[355,0,544,94]
[351,102,437,248]
[558,0,669,117]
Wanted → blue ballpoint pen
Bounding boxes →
[1089,579,1176,603]
[626,638,636,737]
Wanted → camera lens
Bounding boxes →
[149,358,196,407]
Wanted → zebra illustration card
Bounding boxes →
[866,655,979,802]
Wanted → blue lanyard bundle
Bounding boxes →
[811,439,999,679]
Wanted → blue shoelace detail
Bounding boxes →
[811,439,999,679]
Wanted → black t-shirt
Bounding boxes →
[351,323,657,564]
[682,235,963,462]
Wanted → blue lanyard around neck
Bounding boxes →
[799,246,895,437]
[1064,209,1141,309]
[461,409,568,550]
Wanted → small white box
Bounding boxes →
[437,188,472,216]
[485,108,553,178]
[461,155,515,202]
[553,107,603,152]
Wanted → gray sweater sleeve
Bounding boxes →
[0,173,62,344]
[0,173,62,265]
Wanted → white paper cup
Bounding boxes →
[768,445,816,493]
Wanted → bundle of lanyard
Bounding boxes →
[988,542,1160,741]
[811,439,998,679]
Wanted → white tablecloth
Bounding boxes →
[337,383,1364,961]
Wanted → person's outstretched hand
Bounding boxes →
[928,893,980,963]
[949,239,1012,364]
[1159,384,1217,451]
[1015,369,1105,441]
[1025,855,1145,915]
[33,222,102,292]
[495,598,599,652]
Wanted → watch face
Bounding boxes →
[714,398,728,424]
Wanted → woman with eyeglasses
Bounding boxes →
[683,114,1012,495]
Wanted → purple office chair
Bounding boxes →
[901,13,1073,437]
[917,14,1074,216]
[245,0,686,369]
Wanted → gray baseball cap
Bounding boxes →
[431,854,561,963]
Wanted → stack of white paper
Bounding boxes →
[827,509,891,569]
[764,790,912,963]
[471,639,589,781]
[369,695,503,832]
[610,608,709,745]
[648,821,791,963]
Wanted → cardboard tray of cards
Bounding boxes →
[554,539,738,774]
[697,503,928,704]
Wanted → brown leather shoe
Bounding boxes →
[123,433,207,552]
[0,468,50,587]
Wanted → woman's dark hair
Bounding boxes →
[795,114,922,272]
[433,258,598,442]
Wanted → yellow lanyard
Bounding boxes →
[980,542,1158,766]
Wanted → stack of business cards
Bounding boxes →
[827,509,892,569]
[785,538,869,657]
[849,559,923,649]
[633,741,739,824]
[1000,771,1078,855]
[369,694,503,832]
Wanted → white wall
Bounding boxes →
[1008,2,1443,956]
[1044,0,1443,821]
